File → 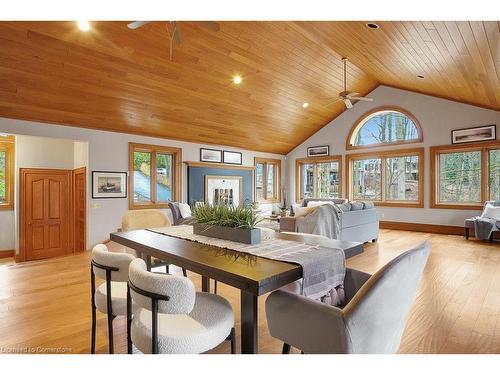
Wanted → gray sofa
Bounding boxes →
[281,198,379,243]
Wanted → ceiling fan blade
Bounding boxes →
[127,21,151,29]
[344,99,353,109]
[196,21,220,31]
[351,97,374,102]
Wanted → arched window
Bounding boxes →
[347,107,422,149]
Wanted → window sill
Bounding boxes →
[373,201,423,208]
[0,205,14,211]
[129,203,170,210]
[430,203,483,210]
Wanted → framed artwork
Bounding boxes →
[451,125,496,144]
[200,148,222,163]
[205,175,243,206]
[223,150,243,165]
[92,171,127,199]
[307,145,330,157]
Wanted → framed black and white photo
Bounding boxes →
[307,145,330,157]
[200,148,222,163]
[451,125,496,144]
[92,171,127,199]
[223,150,243,165]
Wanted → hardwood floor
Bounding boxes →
[0,230,499,354]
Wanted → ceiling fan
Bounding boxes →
[331,57,373,109]
[127,21,220,61]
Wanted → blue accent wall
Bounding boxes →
[187,166,253,205]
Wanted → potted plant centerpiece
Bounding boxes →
[191,203,263,245]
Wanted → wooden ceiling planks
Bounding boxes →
[0,21,498,154]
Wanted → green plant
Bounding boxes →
[192,203,263,230]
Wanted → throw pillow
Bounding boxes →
[307,200,334,208]
[294,206,317,218]
[178,202,192,218]
[363,201,375,209]
[481,203,500,221]
[350,201,364,210]
[336,202,352,212]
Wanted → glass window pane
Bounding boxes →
[385,155,419,201]
[0,150,6,204]
[489,149,500,201]
[267,164,275,198]
[133,151,152,203]
[301,163,314,198]
[255,163,264,201]
[439,151,481,203]
[156,153,173,202]
[316,161,339,198]
[352,158,382,200]
[353,111,419,146]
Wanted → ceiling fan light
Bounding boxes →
[232,75,242,85]
[77,21,91,32]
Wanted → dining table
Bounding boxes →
[110,228,363,354]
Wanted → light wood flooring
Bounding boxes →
[0,230,499,354]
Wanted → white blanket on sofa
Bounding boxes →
[296,204,341,240]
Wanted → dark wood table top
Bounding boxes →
[110,229,361,295]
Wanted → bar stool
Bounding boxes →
[127,258,236,354]
[90,244,135,354]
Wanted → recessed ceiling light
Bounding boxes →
[232,75,242,85]
[302,102,309,108]
[77,21,91,32]
[417,75,425,79]
[366,23,380,30]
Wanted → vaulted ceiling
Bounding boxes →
[0,21,498,154]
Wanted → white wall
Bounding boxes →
[74,141,89,169]
[286,85,500,227]
[0,117,284,251]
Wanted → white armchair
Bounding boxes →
[265,241,430,354]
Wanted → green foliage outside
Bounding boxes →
[192,203,263,230]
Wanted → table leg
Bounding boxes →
[202,276,210,292]
[240,291,258,354]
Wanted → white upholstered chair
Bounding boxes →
[121,209,187,277]
[265,241,430,354]
[91,244,136,354]
[127,258,236,354]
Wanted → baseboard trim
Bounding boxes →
[0,249,15,259]
[380,221,465,236]
[380,221,500,239]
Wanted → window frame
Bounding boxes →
[346,106,423,150]
[346,147,424,208]
[0,136,15,210]
[128,142,182,209]
[295,155,343,202]
[430,141,500,210]
[254,157,281,203]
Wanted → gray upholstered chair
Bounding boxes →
[464,201,500,242]
[90,244,136,354]
[265,241,430,354]
[127,258,236,354]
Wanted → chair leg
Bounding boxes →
[182,268,187,277]
[489,233,493,243]
[91,304,96,354]
[282,343,291,354]
[214,280,218,294]
[165,264,170,274]
[465,227,470,240]
[107,313,114,354]
[227,327,236,354]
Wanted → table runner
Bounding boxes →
[148,225,346,301]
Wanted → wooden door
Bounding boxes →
[21,169,72,261]
[73,167,86,252]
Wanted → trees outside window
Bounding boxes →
[296,156,342,201]
[0,136,14,210]
[254,158,281,203]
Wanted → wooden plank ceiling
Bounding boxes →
[0,21,498,154]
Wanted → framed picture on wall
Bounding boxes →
[223,151,243,165]
[92,171,127,199]
[451,125,496,144]
[307,145,330,157]
[200,148,223,163]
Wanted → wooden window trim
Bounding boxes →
[295,155,343,202]
[346,147,424,208]
[254,157,281,203]
[430,141,500,210]
[346,106,423,150]
[129,143,182,209]
[0,136,15,211]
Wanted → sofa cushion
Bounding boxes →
[337,202,352,212]
[363,201,375,209]
[350,201,364,211]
